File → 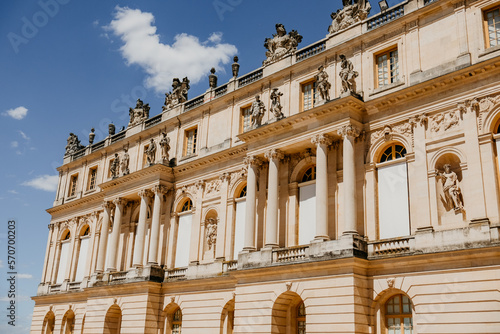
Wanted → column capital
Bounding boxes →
[457,98,479,116]
[264,149,285,161]
[244,155,263,168]
[112,198,127,207]
[409,113,427,127]
[138,189,152,199]
[311,133,333,146]
[338,124,361,139]
[102,201,113,211]
[152,185,168,195]
[219,172,230,182]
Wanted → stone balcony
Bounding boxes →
[37,222,500,295]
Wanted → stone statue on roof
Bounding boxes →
[65,133,84,156]
[263,24,302,66]
[128,98,150,127]
[163,77,190,111]
[328,0,371,34]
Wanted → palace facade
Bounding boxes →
[31,0,500,333]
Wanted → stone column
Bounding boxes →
[106,198,126,272]
[243,156,262,251]
[95,202,112,273]
[41,224,54,283]
[459,100,487,222]
[338,124,360,235]
[51,240,61,283]
[148,185,167,265]
[312,134,333,241]
[216,173,230,259]
[46,223,60,283]
[133,189,152,267]
[264,149,284,249]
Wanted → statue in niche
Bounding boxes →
[328,0,371,34]
[88,128,95,145]
[110,153,120,179]
[315,65,331,102]
[437,164,464,212]
[205,218,218,251]
[339,54,358,94]
[120,148,130,175]
[163,77,190,111]
[270,88,284,120]
[108,123,115,136]
[232,56,240,77]
[208,68,217,89]
[159,132,170,163]
[263,23,303,66]
[65,133,84,155]
[146,138,156,166]
[250,95,266,129]
[128,98,150,127]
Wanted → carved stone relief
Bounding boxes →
[128,99,150,127]
[430,109,460,133]
[204,179,222,197]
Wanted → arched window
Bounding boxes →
[377,143,410,239]
[61,309,75,334]
[380,144,407,163]
[181,199,193,212]
[75,225,91,282]
[175,199,193,267]
[41,311,55,334]
[271,292,305,334]
[301,166,316,182]
[385,295,413,334]
[104,305,122,334]
[297,301,306,334]
[221,300,235,334]
[233,183,247,260]
[238,185,247,198]
[171,308,182,334]
[299,165,317,245]
[56,229,72,284]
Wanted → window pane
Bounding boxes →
[303,83,312,111]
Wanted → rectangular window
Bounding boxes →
[68,174,78,197]
[376,48,399,87]
[485,6,500,48]
[88,167,97,190]
[184,127,198,156]
[301,81,316,111]
[240,106,252,133]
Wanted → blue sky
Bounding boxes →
[0,0,399,332]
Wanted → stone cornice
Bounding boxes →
[237,95,365,143]
[99,164,174,192]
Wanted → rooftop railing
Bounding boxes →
[367,2,405,30]
[238,69,263,88]
[110,130,126,143]
[296,40,326,62]
[185,95,204,111]
[144,114,162,129]
[215,84,228,98]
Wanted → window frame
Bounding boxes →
[300,79,317,112]
[384,294,413,334]
[375,46,399,88]
[379,143,407,164]
[183,126,198,157]
[87,166,98,191]
[484,5,500,49]
[68,174,78,198]
[171,308,182,334]
[240,105,252,133]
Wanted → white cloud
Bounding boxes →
[2,106,28,120]
[18,130,30,140]
[8,190,19,194]
[105,6,237,93]
[22,175,58,192]
[11,141,18,148]
[17,274,33,279]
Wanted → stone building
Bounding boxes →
[31,0,500,333]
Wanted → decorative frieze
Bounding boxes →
[204,179,222,196]
[430,109,460,133]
